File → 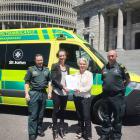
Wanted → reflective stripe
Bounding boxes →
[38,29,45,40]
[2,70,26,81]
[2,81,24,90]
[2,96,27,106]
[42,29,50,39]
[48,28,54,39]
[1,89,24,98]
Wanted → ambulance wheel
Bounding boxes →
[91,99,106,124]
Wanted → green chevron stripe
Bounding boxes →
[93,74,103,85]
[2,81,24,90]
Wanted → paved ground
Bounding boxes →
[0,106,140,140]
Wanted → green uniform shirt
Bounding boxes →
[24,65,51,90]
[102,62,130,93]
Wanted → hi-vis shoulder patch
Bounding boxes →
[119,64,128,74]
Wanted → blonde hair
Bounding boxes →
[77,57,89,68]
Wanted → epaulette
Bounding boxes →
[28,66,34,72]
[119,63,128,73]
[119,63,125,68]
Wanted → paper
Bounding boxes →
[65,75,79,90]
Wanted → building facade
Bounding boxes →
[74,0,140,51]
[0,0,77,30]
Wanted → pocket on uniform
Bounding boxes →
[44,71,49,77]
[32,71,39,77]
[29,91,33,96]
[29,91,37,99]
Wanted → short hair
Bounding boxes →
[56,49,67,58]
[35,54,43,60]
[107,50,117,57]
[77,57,89,68]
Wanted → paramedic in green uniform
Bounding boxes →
[99,50,130,140]
[24,54,51,140]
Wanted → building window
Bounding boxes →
[84,34,89,42]
[84,17,90,28]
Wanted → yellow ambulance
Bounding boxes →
[0,28,140,123]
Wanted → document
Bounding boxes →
[65,75,79,90]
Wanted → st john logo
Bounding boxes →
[13,49,23,60]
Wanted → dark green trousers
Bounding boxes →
[101,93,125,139]
[28,90,47,135]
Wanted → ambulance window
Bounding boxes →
[5,43,51,70]
[79,48,101,73]
[60,43,100,72]
[0,45,6,69]
[60,43,80,68]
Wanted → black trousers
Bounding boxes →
[28,90,47,135]
[74,96,92,139]
[52,92,68,130]
[101,93,125,139]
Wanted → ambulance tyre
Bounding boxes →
[91,99,106,124]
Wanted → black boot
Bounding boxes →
[76,121,82,134]
[98,135,109,140]
[59,120,66,139]
[59,127,66,138]
[53,130,58,140]
[84,121,92,140]
[29,135,36,140]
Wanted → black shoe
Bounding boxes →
[29,135,36,140]
[53,130,58,140]
[38,130,45,137]
[98,135,109,140]
[110,133,121,140]
[59,128,66,139]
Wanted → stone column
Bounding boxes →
[108,14,114,50]
[90,15,99,50]
[117,8,124,50]
[126,9,132,50]
[20,22,23,28]
[99,12,105,51]
[104,15,109,51]
[2,22,5,30]
[77,18,84,37]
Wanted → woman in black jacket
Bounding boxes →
[49,49,69,140]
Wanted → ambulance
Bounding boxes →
[0,28,140,123]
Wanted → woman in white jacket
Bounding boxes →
[74,57,93,140]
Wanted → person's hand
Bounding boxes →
[62,85,69,94]
[74,89,80,94]
[48,93,52,99]
[25,93,30,101]
[63,87,69,94]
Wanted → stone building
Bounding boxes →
[74,0,140,51]
[0,0,77,30]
